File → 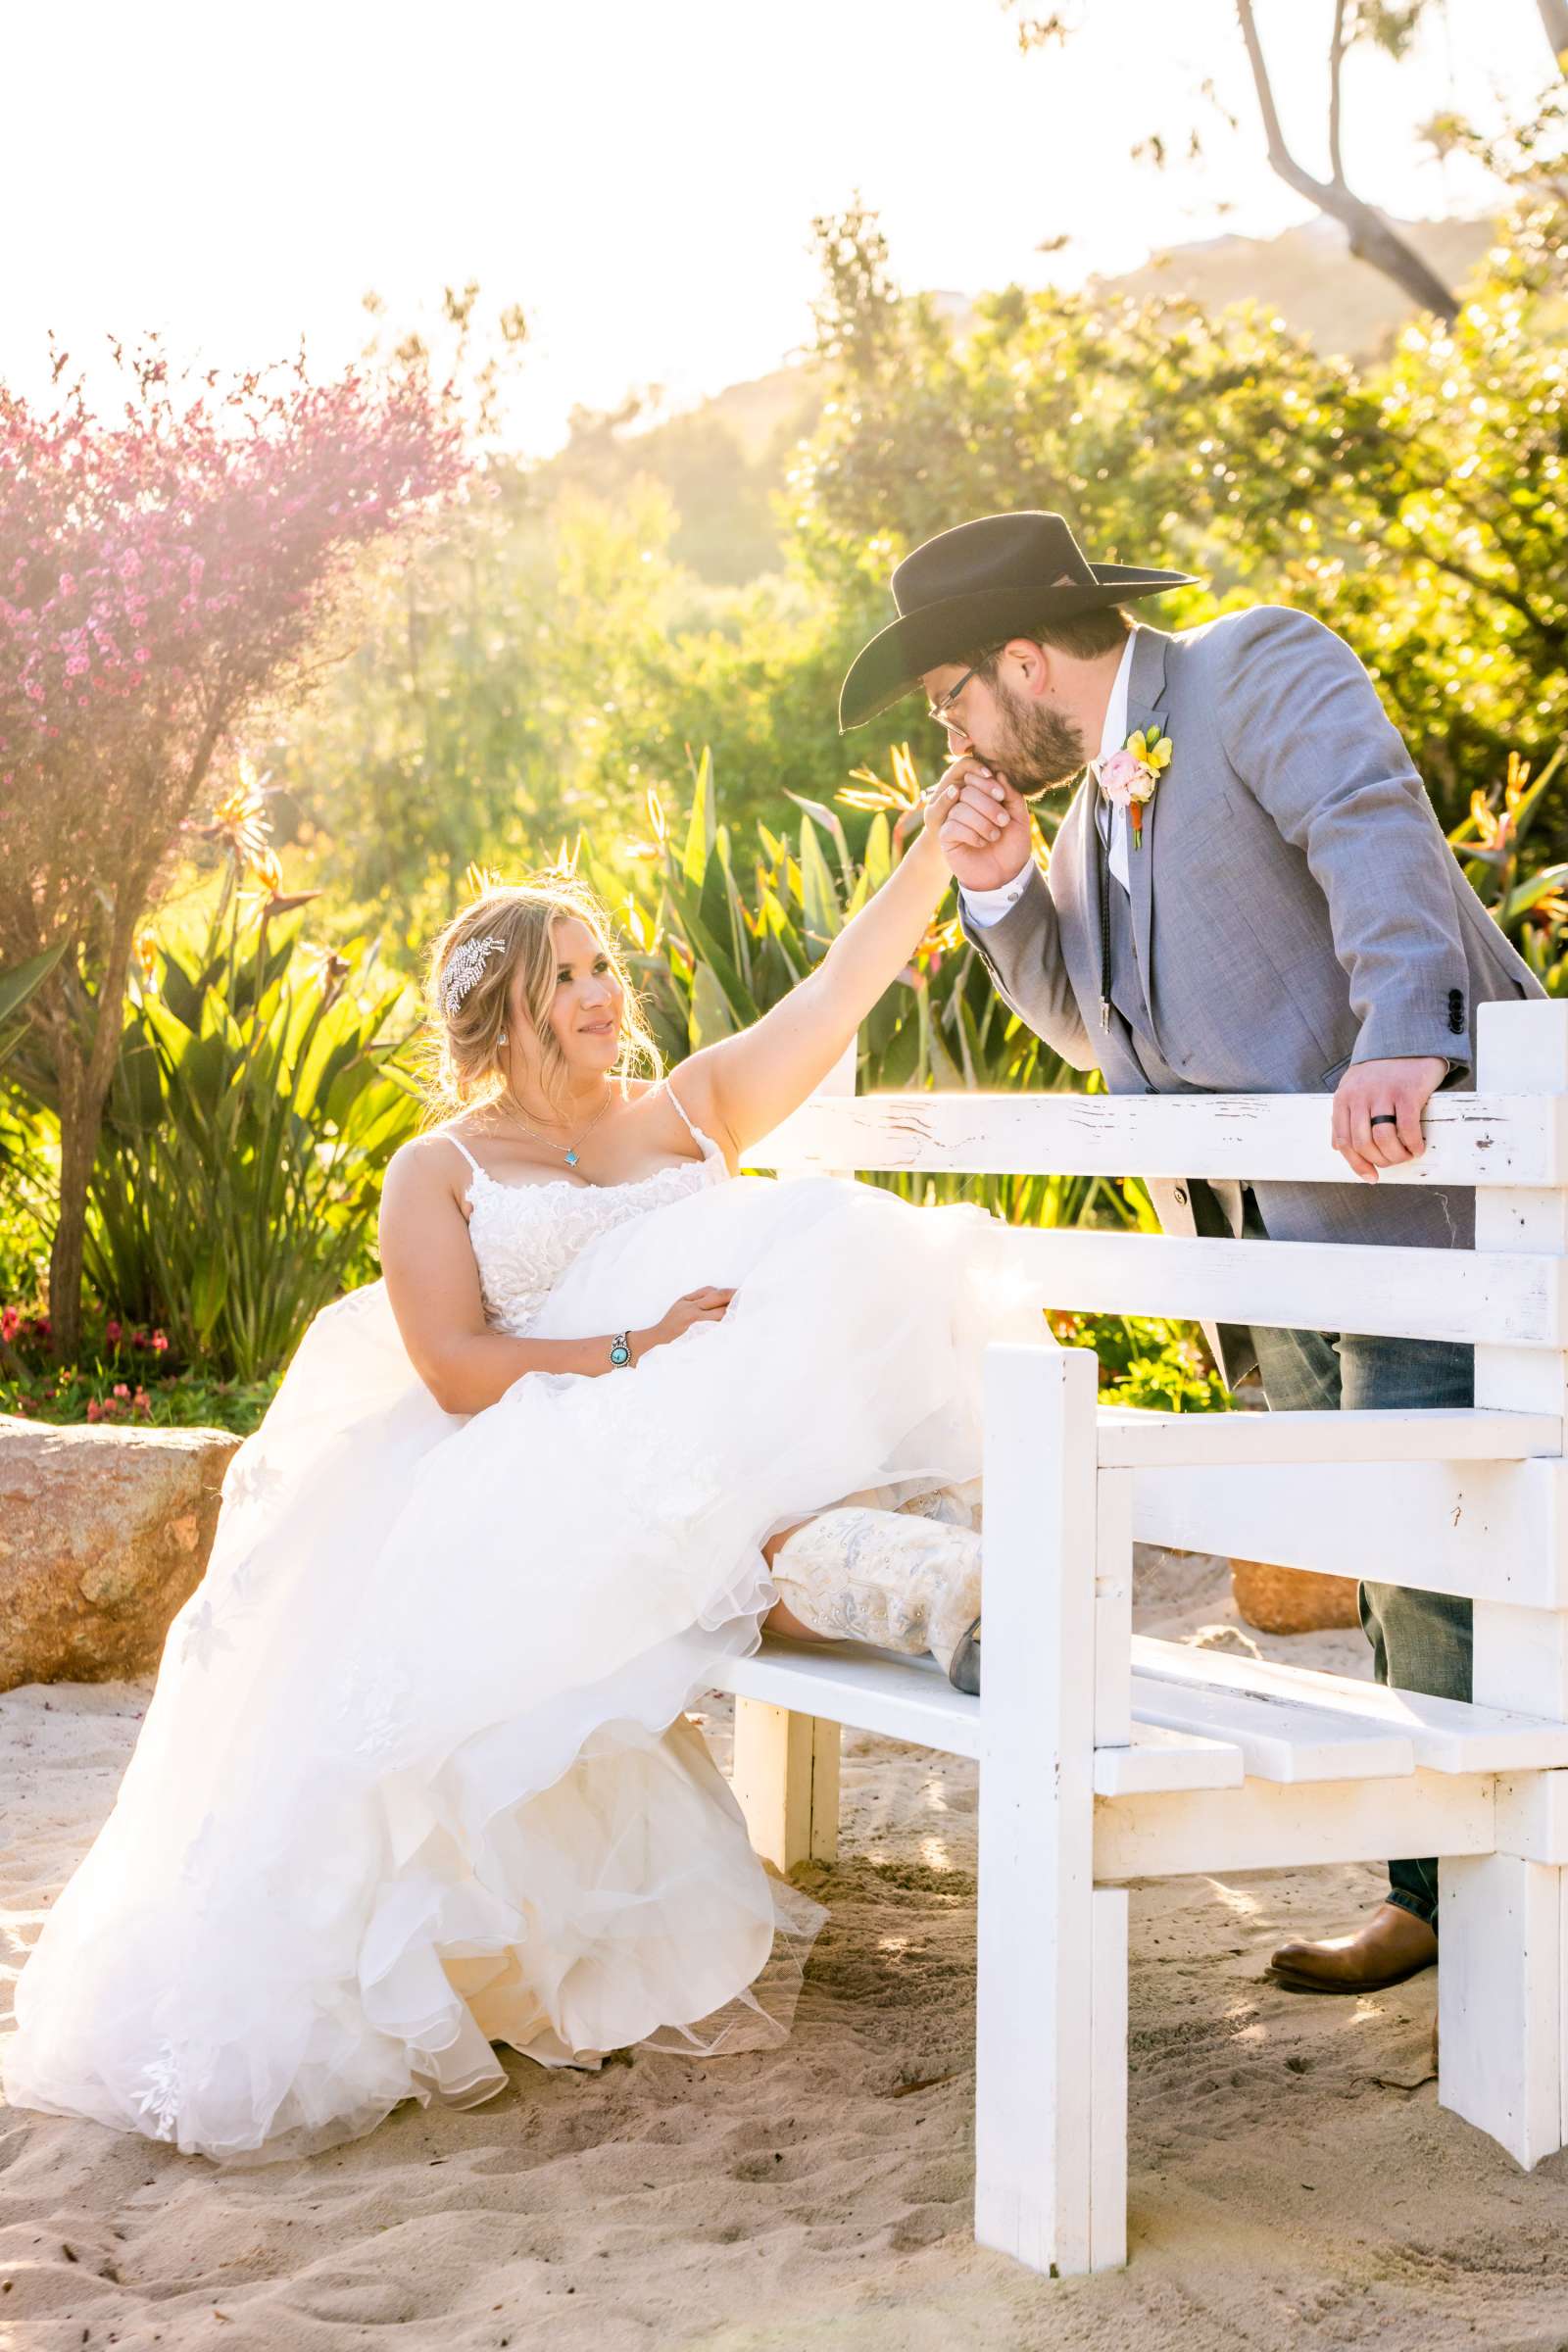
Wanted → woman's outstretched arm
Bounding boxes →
[675,769,990,1159]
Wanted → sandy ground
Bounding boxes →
[6,1551,1568,2351]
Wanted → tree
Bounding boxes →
[0,343,462,1358]
[1004,1,1557,322]
[1233,0,1459,322]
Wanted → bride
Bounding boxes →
[4,776,1044,2164]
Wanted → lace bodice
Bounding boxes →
[445,1088,729,1338]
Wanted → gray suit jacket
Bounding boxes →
[958,608,1543,1377]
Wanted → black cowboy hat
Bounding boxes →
[837,510,1199,732]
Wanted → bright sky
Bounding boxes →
[10,0,1558,451]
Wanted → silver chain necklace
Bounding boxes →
[499,1083,615,1169]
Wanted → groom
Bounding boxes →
[838,510,1543,1996]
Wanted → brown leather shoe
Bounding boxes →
[1268,1902,1438,1994]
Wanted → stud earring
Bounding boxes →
[497,1030,508,1046]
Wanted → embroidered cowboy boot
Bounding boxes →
[769,1505,982,1695]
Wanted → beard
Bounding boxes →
[973,683,1088,798]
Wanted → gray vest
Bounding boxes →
[1099,833,1191,1094]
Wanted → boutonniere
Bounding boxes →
[1098,726,1173,851]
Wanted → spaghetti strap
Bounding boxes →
[444,1131,484,1178]
[662,1078,702,1144]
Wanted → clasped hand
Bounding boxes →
[923,757,1032,894]
[922,760,1448,1185]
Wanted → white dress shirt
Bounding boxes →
[960,627,1139,928]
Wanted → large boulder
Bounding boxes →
[0,1416,242,1690]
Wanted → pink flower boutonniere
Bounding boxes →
[1098,726,1173,851]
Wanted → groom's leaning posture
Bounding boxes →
[840,510,1545,1995]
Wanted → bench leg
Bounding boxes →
[730,1698,840,1871]
[1090,1886,1130,2271]
[1440,1852,1563,2167]
[975,1346,1111,2277]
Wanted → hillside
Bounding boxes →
[545,214,1494,585]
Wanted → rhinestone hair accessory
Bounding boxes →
[441,934,506,1019]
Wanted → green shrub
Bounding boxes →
[1050,1311,1231,1414]
[83,880,421,1385]
[0,1305,279,1435]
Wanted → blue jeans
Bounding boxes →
[1249,1318,1474,1930]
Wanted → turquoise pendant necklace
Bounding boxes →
[507,1083,614,1170]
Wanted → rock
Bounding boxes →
[1186,1623,1261,1658]
[1230,1556,1360,1635]
[0,1416,242,1690]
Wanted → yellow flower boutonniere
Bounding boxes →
[1098,725,1173,851]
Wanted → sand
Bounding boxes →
[5,1550,1568,2352]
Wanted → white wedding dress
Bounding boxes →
[3,1085,1042,2164]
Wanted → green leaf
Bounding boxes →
[0,941,67,1031]
[681,747,716,885]
[797,816,843,953]
[689,959,738,1049]
[190,1250,230,1343]
[785,793,856,892]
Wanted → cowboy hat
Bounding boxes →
[837,510,1198,732]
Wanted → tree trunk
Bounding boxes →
[48,1048,93,1365]
[1330,192,1462,322]
[1234,0,1460,325]
[46,908,138,1364]
[1538,0,1568,68]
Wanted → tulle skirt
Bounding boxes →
[3,1173,1044,2163]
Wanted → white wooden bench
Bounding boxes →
[713,998,1568,2278]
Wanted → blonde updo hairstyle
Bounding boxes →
[422,875,662,1126]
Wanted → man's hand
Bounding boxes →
[1331,1056,1448,1182]
[928,759,1035,894]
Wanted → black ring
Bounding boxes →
[1369,1113,1398,1128]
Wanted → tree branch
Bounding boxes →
[1234,0,1460,321]
[1328,0,1348,186]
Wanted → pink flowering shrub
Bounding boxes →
[0,341,464,1357]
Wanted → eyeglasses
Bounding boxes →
[925,653,998,730]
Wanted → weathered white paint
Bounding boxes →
[1095,1468,1134,1752]
[1092,1721,1245,1796]
[1008,1225,1568,1349]
[1131,1456,1565,1606]
[1494,1771,1568,1865]
[746,1086,1568,1189]
[716,1639,980,1759]
[710,998,1568,2268]
[1132,1637,1568,1774]
[1090,1887,1129,2274]
[1094,1770,1497,1882]
[1097,1404,1561,1467]
[974,1345,1100,2275]
[1127,1674,1417,1784]
[1441,1853,1563,2169]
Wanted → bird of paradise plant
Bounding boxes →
[573,747,1152,1238]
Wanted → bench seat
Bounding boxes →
[1130,1635,1568,1776]
[713,1637,1248,1793]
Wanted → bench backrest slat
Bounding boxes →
[745,1087,1567,1188]
[1000,1226,1567,1349]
